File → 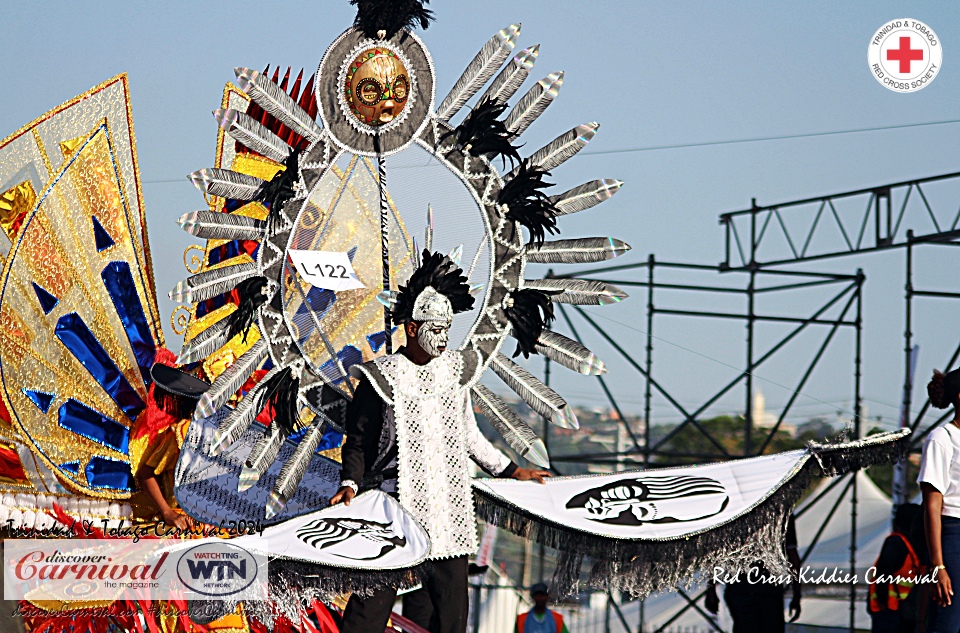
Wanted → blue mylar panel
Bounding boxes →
[366,328,398,354]
[318,345,363,385]
[101,261,156,385]
[23,389,54,413]
[92,215,115,251]
[288,425,343,453]
[59,461,80,476]
[58,399,129,454]
[32,282,59,315]
[84,456,134,491]
[55,313,145,421]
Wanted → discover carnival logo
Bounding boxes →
[868,19,942,93]
[4,539,268,601]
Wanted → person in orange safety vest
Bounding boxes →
[515,583,569,633]
[868,503,927,633]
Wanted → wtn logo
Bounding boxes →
[185,559,247,581]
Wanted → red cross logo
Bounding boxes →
[886,36,924,73]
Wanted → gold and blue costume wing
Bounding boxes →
[0,75,162,500]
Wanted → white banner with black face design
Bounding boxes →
[228,490,431,570]
[474,450,808,541]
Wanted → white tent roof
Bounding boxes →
[795,469,892,578]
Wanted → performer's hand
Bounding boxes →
[330,486,356,506]
[789,590,801,621]
[935,566,953,606]
[162,509,192,531]
[704,584,719,615]
[512,468,551,484]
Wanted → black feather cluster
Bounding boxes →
[506,289,555,358]
[152,385,199,420]
[227,277,269,343]
[497,160,560,246]
[258,367,301,436]
[438,97,521,168]
[258,150,300,232]
[393,249,474,325]
[351,0,434,39]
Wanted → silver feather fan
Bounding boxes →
[177,317,232,365]
[504,72,564,137]
[266,418,327,519]
[490,354,578,429]
[436,23,520,121]
[213,108,292,164]
[472,384,549,468]
[168,261,258,304]
[210,368,280,457]
[188,168,266,201]
[507,122,599,179]
[178,210,266,242]
[523,278,628,306]
[535,330,606,376]
[525,237,631,265]
[550,179,623,217]
[477,44,539,106]
[194,339,269,420]
[235,67,323,143]
[239,423,287,492]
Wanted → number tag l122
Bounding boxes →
[287,250,366,292]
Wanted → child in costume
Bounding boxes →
[330,251,550,633]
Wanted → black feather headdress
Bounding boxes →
[393,249,474,325]
[258,150,300,232]
[351,0,434,40]
[497,160,560,246]
[506,288,556,358]
[438,97,521,168]
[226,276,269,343]
[258,366,301,437]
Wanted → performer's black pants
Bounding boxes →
[341,556,468,633]
[724,586,784,633]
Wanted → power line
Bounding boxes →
[140,118,960,184]
[578,118,960,156]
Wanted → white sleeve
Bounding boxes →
[464,391,512,476]
[919,433,951,494]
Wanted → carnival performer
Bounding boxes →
[919,367,960,633]
[329,251,550,633]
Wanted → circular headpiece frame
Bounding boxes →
[317,28,435,156]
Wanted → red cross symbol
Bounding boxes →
[886,36,924,73]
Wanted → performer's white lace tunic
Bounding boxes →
[372,350,510,559]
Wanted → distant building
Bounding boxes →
[753,389,795,435]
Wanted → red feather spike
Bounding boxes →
[279,67,291,91]
[307,81,319,119]
[289,68,303,102]
[300,74,316,114]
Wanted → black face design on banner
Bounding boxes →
[565,476,729,526]
[296,517,407,560]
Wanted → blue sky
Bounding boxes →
[3,1,959,430]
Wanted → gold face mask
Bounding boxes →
[344,48,409,126]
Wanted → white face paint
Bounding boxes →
[411,286,454,357]
[416,320,451,357]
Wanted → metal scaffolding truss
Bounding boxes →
[530,170,960,633]
[719,171,960,270]
[548,259,864,467]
